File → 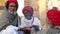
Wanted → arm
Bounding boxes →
[0,11,9,31]
[33,17,42,31]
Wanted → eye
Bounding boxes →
[10,5,16,7]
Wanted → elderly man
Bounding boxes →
[0,0,19,31]
[18,6,42,34]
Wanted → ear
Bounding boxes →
[5,2,9,9]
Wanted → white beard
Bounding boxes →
[8,10,17,15]
[24,17,33,26]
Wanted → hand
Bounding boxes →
[32,25,39,31]
[18,26,31,31]
[24,26,32,28]
[25,27,31,30]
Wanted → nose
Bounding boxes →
[11,7,16,11]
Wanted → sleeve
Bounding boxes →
[33,17,42,31]
[0,11,9,31]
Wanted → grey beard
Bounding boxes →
[8,10,17,15]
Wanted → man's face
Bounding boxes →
[8,2,16,12]
[24,10,33,20]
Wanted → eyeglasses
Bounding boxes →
[9,5,16,7]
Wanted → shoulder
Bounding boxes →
[34,17,40,21]
[21,16,25,19]
[0,10,8,19]
[1,10,9,18]
[21,16,25,21]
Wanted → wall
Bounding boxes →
[0,0,6,15]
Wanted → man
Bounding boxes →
[0,0,19,31]
[18,6,42,34]
[47,7,60,34]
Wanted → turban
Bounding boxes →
[22,6,33,15]
[6,0,18,10]
[47,7,60,26]
[7,0,18,6]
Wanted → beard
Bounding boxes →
[8,10,17,15]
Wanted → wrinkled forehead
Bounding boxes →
[9,2,16,6]
[24,10,31,14]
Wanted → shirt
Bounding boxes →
[20,17,42,30]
